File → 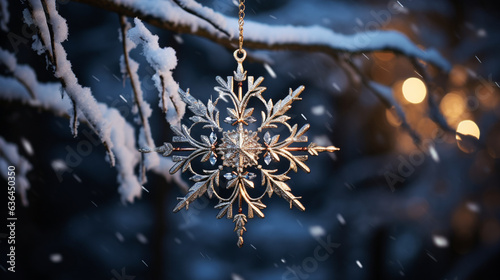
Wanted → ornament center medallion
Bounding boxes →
[219,127,261,169]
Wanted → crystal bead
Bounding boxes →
[245,172,256,180]
[246,116,257,123]
[210,132,217,143]
[190,174,205,182]
[223,173,234,180]
[264,153,271,165]
[264,131,271,143]
[224,117,233,123]
[209,152,217,165]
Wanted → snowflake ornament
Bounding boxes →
[140,50,338,247]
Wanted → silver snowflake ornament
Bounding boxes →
[140,50,339,247]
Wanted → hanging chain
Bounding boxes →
[238,0,245,53]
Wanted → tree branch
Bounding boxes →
[25,0,54,65]
[341,55,422,145]
[410,57,454,133]
[41,0,80,137]
[33,0,117,165]
[0,49,37,100]
[119,15,154,146]
[171,0,230,38]
[0,73,188,201]
[71,0,450,71]
[0,136,32,206]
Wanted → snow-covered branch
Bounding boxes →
[126,17,185,126]
[122,17,189,191]
[0,48,38,100]
[341,56,422,144]
[2,4,190,202]
[119,16,154,148]
[24,0,117,165]
[0,72,188,201]
[119,16,158,181]
[171,0,230,38]
[0,137,32,206]
[72,0,450,71]
[0,74,143,202]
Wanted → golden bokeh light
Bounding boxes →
[440,92,466,125]
[456,120,480,153]
[402,77,427,104]
[456,120,480,140]
[449,65,468,87]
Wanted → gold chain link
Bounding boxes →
[238,0,245,53]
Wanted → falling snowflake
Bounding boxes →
[140,50,338,247]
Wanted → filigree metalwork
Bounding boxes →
[140,49,339,247]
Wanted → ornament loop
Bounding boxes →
[233,49,247,63]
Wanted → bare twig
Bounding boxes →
[169,94,180,117]
[159,75,168,113]
[119,15,154,146]
[24,0,54,65]
[70,96,78,135]
[120,14,158,184]
[139,152,146,184]
[158,74,180,118]
[41,0,56,67]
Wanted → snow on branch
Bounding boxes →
[119,16,159,183]
[0,136,32,206]
[0,75,71,114]
[0,73,187,201]
[0,0,9,32]
[24,0,117,166]
[171,0,230,37]
[2,2,188,202]
[73,0,450,71]
[127,17,185,126]
[0,48,38,100]
[119,16,154,149]
[0,74,143,203]
[119,16,191,191]
[24,0,54,59]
